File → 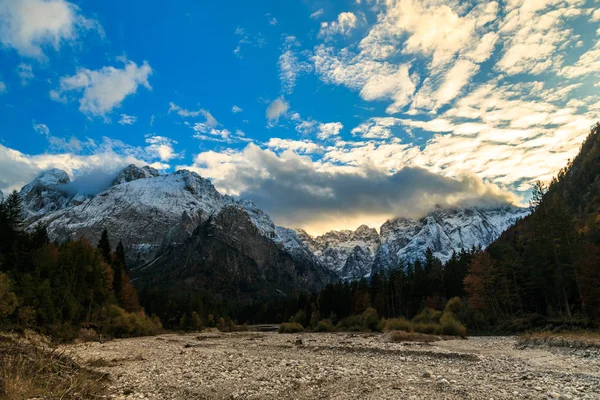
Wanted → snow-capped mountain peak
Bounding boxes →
[112,164,161,186]
[296,205,529,279]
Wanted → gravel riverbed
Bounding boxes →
[63,332,600,400]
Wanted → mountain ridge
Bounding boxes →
[19,165,528,285]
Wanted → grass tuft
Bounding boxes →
[0,338,109,399]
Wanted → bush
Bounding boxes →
[291,310,308,327]
[335,308,381,332]
[278,322,304,333]
[412,308,442,324]
[191,312,203,331]
[313,319,334,332]
[383,318,412,332]
[335,315,366,332]
[440,312,467,337]
[444,297,462,315]
[362,308,380,331]
[310,311,321,328]
[413,322,441,335]
[102,305,162,338]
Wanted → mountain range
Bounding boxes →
[13,165,528,294]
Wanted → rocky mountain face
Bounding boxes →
[296,225,380,280]
[135,205,331,297]
[20,165,332,296]
[297,206,529,279]
[18,165,528,288]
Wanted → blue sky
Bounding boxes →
[1,0,599,233]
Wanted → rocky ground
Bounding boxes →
[63,332,600,400]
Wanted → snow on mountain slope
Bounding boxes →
[22,165,310,268]
[19,168,72,222]
[33,169,232,265]
[113,165,161,185]
[297,206,530,279]
[297,225,380,280]
[374,206,529,271]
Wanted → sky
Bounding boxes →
[0,0,599,234]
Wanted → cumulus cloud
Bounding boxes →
[0,80,6,93]
[118,114,137,125]
[51,59,152,117]
[144,135,180,162]
[266,97,289,126]
[231,105,243,113]
[181,143,516,232]
[319,12,358,38]
[0,0,102,59]
[317,122,343,140]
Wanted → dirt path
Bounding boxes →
[63,333,600,400]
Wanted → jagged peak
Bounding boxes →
[20,168,70,196]
[112,164,161,186]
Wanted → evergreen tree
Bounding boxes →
[97,229,112,263]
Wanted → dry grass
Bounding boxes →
[518,331,600,349]
[0,339,110,399]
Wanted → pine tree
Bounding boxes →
[97,229,112,263]
[116,240,127,272]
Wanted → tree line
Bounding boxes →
[0,191,161,340]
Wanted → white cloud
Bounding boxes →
[33,122,50,136]
[319,12,358,38]
[0,80,5,93]
[313,46,419,114]
[118,114,137,125]
[16,63,33,85]
[317,122,343,140]
[295,119,318,135]
[495,0,583,75]
[351,118,402,139]
[188,109,218,133]
[278,36,312,94]
[144,135,180,162]
[179,143,516,233]
[559,39,600,79]
[51,59,152,117]
[266,97,289,126]
[0,137,169,193]
[265,138,322,154]
[310,9,324,20]
[231,105,243,113]
[0,0,102,59]
[431,59,480,109]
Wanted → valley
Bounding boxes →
[64,332,600,400]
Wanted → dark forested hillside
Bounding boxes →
[465,123,600,328]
